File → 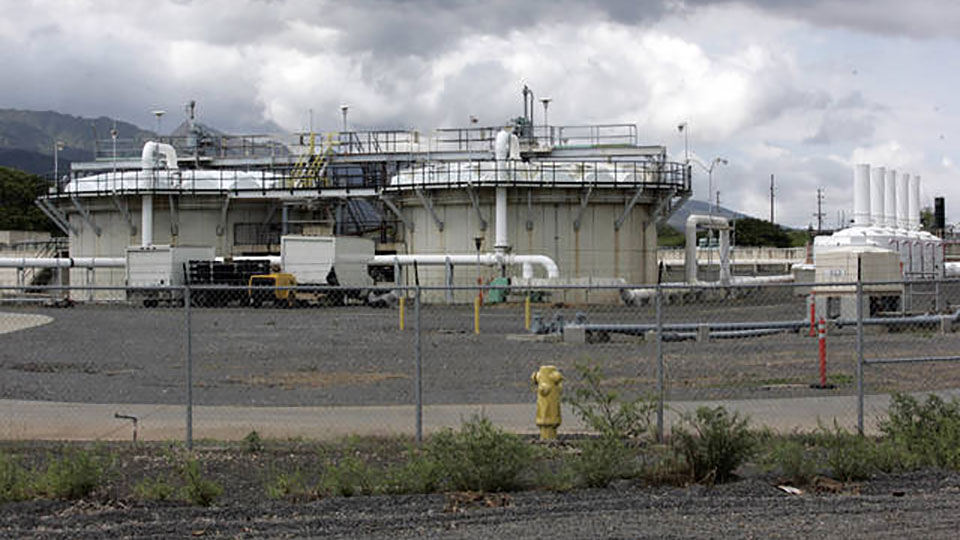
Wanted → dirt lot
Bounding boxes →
[2,440,960,539]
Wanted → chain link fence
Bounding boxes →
[2,279,960,445]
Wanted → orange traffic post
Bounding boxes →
[811,317,835,389]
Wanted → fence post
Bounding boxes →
[184,284,194,450]
[935,278,942,313]
[856,263,864,436]
[655,284,664,443]
[414,285,423,445]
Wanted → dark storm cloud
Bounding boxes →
[317,0,675,58]
[683,0,960,39]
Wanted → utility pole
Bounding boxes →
[814,188,825,234]
[769,174,775,223]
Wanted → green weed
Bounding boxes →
[39,448,105,499]
[672,406,755,484]
[426,416,536,492]
[565,362,656,440]
[179,456,222,506]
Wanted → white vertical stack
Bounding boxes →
[897,173,910,229]
[909,175,921,230]
[884,169,898,228]
[853,164,871,227]
[870,166,886,227]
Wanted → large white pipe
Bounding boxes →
[0,257,125,268]
[369,252,560,280]
[495,187,508,253]
[884,169,897,228]
[141,194,153,247]
[141,141,179,171]
[685,214,731,285]
[870,166,886,227]
[897,173,910,229]
[853,164,871,226]
[139,141,179,248]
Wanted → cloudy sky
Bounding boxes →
[2,0,959,227]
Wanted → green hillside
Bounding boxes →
[0,109,154,176]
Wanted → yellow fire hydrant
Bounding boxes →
[531,365,563,440]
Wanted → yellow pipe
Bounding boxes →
[474,295,481,334]
[524,295,531,331]
[399,296,406,331]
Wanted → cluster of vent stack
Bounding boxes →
[852,164,920,230]
[814,164,942,279]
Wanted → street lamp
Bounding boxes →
[53,140,64,184]
[540,97,551,145]
[111,124,118,174]
[689,156,728,215]
[677,122,688,165]
[151,110,166,137]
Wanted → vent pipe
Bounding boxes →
[897,173,910,229]
[852,164,871,226]
[909,175,921,230]
[495,187,508,253]
[884,169,898,228]
[869,166,886,227]
[141,195,153,247]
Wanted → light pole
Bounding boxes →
[111,124,118,174]
[152,110,166,137]
[468,115,478,152]
[677,122,688,165]
[540,97,551,145]
[689,156,728,215]
[53,140,64,183]
[340,104,349,133]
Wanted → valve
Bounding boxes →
[531,365,563,440]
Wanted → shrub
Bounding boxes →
[243,430,264,453]
[767,439,818,485]
[265,470,314,500]
[179,457,222,506]
[133,476,177,501]
[382,452,442,495]
[566,362,656,440]
[320,456,377,497]
[816,421,874,482]
[39,449,104,499]
[879,393,960,470]
[426,416,536,492]
[571,435,636,488]
[672,406,755,484]
[0,453,32,502]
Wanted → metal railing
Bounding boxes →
[385,159,689,192]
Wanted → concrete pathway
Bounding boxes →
[0,312,52,334]
[1,390,931,442]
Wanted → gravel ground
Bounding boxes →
[3,471,960,538]
[3,440,960,539]
[2,290,960,408]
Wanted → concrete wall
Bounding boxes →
[393,187,657,301]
